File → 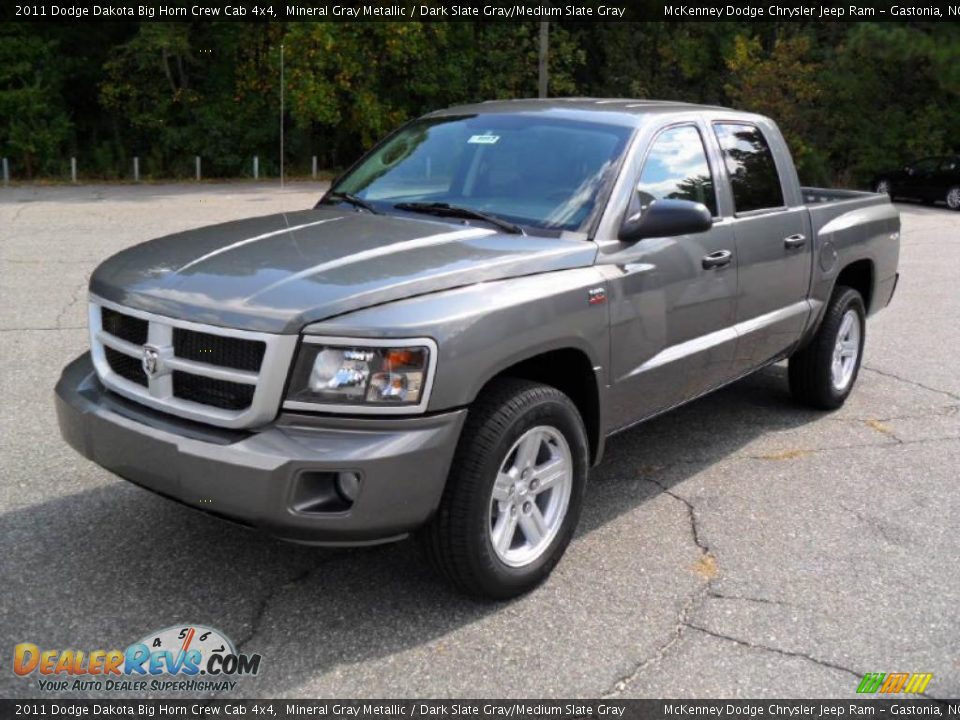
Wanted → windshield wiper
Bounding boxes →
[394,202,524,235]
[323,191,380,214]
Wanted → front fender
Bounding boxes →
[302,268,611,411]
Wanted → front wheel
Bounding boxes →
[788,286,866,410]
[420,378,588,599]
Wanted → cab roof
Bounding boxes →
[427,97,745,127]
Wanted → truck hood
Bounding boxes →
[90,207,598,333]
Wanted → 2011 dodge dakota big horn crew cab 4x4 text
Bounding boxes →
[56,99,900,598]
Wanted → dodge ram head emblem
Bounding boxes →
[141,345,162,378]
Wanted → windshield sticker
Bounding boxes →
[468,134,500,144]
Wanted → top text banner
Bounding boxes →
[5,0,960,22]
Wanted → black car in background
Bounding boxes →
[873,156,960,210]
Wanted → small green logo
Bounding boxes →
[857,672,932,694]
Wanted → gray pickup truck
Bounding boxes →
[56,99,900,598]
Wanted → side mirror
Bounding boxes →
[618,199,713,243]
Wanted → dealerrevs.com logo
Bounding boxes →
[13,625,262,693]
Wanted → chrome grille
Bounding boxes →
[88,296,298,429]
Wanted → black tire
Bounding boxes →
[788,286,866,410]
[419,378,589,599]
[946,186,960,211]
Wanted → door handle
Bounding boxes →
[784,234,806,249]
[702,249,733,269]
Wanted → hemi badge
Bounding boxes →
[588,287,607,305]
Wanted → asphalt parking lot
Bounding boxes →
[1,183,958,699]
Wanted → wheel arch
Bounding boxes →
[474,347,604,466]
[797,256,876,354]
[834,258,875,313]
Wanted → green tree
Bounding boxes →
[4,21,960,186]
[282,22,584,163]
[725,33,823,180]
[820,23,960,185]
[0,24,72,178]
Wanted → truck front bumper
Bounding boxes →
[55,353,466,544]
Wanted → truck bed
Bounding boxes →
[801,185,895,235]
[801,186,883,204]
[800,186,900,318]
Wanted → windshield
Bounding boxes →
[330,114,634,233]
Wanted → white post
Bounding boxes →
[538,22,549,98]
[195,156,201,181]
[312,155,317,179]
[280,43,285,188]
[133,156,140,182]
[3,157,10,186]
[253,155,259,179]
[71,157,77,183]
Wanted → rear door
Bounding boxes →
[712,122,813,373]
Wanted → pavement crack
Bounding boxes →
[232,550,353,656]
[838,405,959,424]
[839,503,908,546]
[863,418,905,444]
[862,365,960,402]
[645,477,710,555]
[4,258,86,265]
[707,591,792,607]
[685,623,861,679]
[687,623,941,701]
[8,202,28,225]
[602,584,710,698]
[210,552,350,698]
[55,279,88,329]
[735,434,960,461]
[603,476,716,698]
[234,563,319,654]
[0,325,86,332]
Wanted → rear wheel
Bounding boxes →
[789,286,866,410]
[420,378,588,599]
[947,186,960,210]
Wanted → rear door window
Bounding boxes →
[713,123,785,213]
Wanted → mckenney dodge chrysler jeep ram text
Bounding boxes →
[56,99,900,598]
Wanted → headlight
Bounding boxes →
[284,337,437,414]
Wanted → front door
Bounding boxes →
[603,123,739,431]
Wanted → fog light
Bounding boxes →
[336,472,361,502]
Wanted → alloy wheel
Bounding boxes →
[831,309,861,392]
[488,425,573,568]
